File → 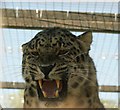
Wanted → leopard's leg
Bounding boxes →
[23,81,39,108]
[84,85,105,109]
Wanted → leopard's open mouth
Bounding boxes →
[37,79,67,101]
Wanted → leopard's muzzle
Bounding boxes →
[36,64,68,101]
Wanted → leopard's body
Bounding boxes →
[22,27,104,108]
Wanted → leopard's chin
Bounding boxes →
[37,79,68,101]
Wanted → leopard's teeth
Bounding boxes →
[42,91,47,97]
[56,80,60,89]
[38,80,42,89]
[55,90,59,97]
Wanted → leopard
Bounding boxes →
[22,27,105,108]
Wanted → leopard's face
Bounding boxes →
[22,27,92,101]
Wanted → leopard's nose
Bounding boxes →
[40,64,55,79]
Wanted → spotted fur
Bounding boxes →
[22,27,104,108]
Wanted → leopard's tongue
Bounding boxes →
[38,80,61,98]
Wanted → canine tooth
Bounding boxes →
[42,91,47,97]
[55,90,59,97]
[38,80,42,89]
[56,80,60,88]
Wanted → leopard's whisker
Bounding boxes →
[79,74,97,86]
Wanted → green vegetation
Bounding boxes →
[101,99,118,108]
[2,90,24,108]
[8,90,24,108]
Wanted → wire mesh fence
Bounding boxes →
[0,1,119,108]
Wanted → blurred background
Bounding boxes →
[0,0,119,108]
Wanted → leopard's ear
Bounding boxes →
[22,43,29,53]
[77,31,93,51]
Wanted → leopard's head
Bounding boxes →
[22,27,92,101]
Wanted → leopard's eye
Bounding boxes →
[58,50,69,56]
[31,52,39,58]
